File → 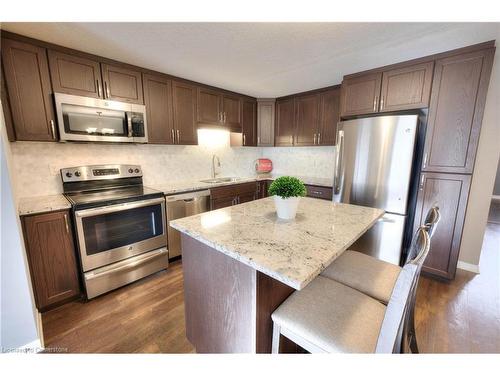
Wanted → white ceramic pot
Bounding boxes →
[274,196,300,220]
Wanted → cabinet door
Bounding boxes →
[222,94,241,130]
[143,73,174,144]
[211,196,237,210]
[101,63,144,104]
[172,81,198,145]
[238,191,257,204]
[340,72,382,117]
[380,61,434,112]
[197,88,222,125]
[423,49,494,174]
[257,100,275,146]
[318,88,340,146]
[241,99,257,146]
[256,180,268,199]
[48,50,102,98]
[1,38,57,141]
[23,211,81,310]
[275,98,295,146]
[294,93,320,146]
[413,173,471,280]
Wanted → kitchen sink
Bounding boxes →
[200,177,241,183]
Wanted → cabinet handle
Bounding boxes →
[419,174,425,191]
[104,81,110,99]
[64,214,70,234]
[96,80,102,97]
[223,112,227,123]
[50,120,56,139]
[422,153,428,169]
[318,132,321,145]
[313,133,317,145]
[171,129,175,143]
[290,135,293,145]
[176,129,180,143]
[380,97,384,110]
[243,133,246,145]
[373,97,378,111]
[257,136,260,145]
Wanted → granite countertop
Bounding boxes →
[18,194,71,216]
[170,197,384,290]
[152,174,334,196]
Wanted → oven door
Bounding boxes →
[74,197,166,271]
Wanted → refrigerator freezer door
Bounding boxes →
[349,213,406,265]
[333,115,418,215]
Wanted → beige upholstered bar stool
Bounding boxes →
[321,206,441,305]
[271,226,431,353]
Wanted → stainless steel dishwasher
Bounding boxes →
[165,189,210,259]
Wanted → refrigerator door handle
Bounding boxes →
[334,129,344,195]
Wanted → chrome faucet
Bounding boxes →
[211,154,221,179]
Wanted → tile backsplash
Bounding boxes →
[11,141,336,198]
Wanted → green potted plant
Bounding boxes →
[268,176,307,220]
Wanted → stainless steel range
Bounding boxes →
[61,164,168,299]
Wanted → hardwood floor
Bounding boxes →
[42,224,500,353]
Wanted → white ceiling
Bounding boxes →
[1,22,498,97]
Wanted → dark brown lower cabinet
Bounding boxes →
[210,182,258,210]
[22,210,81,311]
[305,185,333,200]
[413,172,471,280]
[257,180,268,199]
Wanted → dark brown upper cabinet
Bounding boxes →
[197,88,242,130]
[340,72,382,117]
[379,61,434,112]
[22,210,81,311]
[275,98,295,146]
[143,73,174,144]
[241,99,257,146]
[1,38,57,141]
[422,49,494,174]
[101,63,144,104]
[318,88,341,145]
[294,93,320,146]
[48,50,102,98]
[172,81,198,145]
[257,99,275,146]
[413,172,471,280]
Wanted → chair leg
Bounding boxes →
[272,322,281,354]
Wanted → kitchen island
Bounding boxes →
[170,197,384,353]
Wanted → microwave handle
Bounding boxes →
[127,113,133,137]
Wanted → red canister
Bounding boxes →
[255,158,273,173]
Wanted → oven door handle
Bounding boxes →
[75,197,165,218]
[84,248,168,280]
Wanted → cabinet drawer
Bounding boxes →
[305,185,333,200]
[210,182,258,200]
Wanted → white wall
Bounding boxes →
[0,109,40,351]
[458,30,500,267]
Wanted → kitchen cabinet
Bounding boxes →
[22,210,81,311]
[257,99,275,146]
[1,65,16,141]
[172,81,198,145]
[241,99,257,146]
[294,93,320,146]
[422,49,494,174]
[210,182,258,210]
[305,185,333,200]
[257,180,269,199]
[413,173,471,280]
[340,73,382,117]
[100,63,144,104]
[318,88,340,146]
[379,61,434,112]
[48,50,103,98]
[275,98,295,146]
[143,73,174,144]
[197,88,241,130]
[1,38,57,141]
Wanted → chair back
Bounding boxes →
[405,206,440,263]
[374,226,430,353]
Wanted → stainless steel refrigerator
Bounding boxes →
[332,114,419,265]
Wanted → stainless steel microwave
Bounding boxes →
[54,93,148,143]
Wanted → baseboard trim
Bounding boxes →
[457,261,480,274]
[492,195,500,201]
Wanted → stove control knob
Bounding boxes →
[65,172,73,178]
[134,168,140,173]
[74,171,81,177]
[128,168,133,173]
